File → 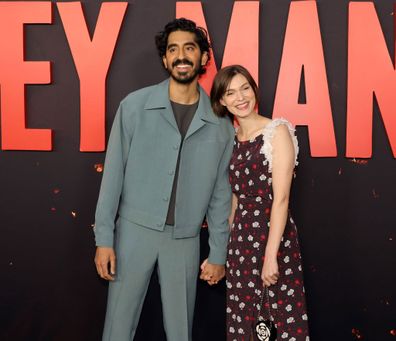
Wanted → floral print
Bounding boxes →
[226,119,309,341]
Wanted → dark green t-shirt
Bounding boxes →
[165,100,199,225]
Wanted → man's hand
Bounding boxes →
[94,246,116,281]
[200,258,225,285]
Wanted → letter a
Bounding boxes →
[273,1,337,157]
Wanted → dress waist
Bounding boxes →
[236,194,272,205]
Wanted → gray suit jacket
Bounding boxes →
[94,78,234,264]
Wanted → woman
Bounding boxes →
[210,65,309,340]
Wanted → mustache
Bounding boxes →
[172,59,193,68]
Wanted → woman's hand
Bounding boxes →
[261,255,279,287]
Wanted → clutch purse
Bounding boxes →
[255,286,277,341]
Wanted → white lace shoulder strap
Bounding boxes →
[259,118,299,172]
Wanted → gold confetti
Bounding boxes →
[380,299,390,305]
[94,163,104,173]
[338,168,342,175]
[349,158,368,165]
[71,211,77,218]
[352,328,363,339]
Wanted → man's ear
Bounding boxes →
[201,51,209,66]
[162,56,168,69]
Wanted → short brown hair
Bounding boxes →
[210,64,259,117]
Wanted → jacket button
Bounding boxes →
[163,197,169,202]
[173,145,178,150]
[156,223,162,227]
[168,170,174,175]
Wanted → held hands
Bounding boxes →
[200,258,225,285]
[95,246,116,281]
[261,255,279,287]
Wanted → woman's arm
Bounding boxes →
[228,193,238,230]
[261,124,295,287]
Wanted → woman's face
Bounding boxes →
[220,73,256,119]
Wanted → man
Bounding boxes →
[94,18,234,341]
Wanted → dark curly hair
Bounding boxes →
[155,18,211,75]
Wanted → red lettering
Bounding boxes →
[346,2,396,157]
[273,1,337,157]
[57,2,127,152]
[0,2,52,150]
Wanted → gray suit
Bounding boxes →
[94,78,234,340]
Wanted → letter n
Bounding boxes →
[346,2,396,158]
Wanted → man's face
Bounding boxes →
[162,30,208,84]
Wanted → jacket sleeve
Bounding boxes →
[94,102,133,247]
[205,125,234,264]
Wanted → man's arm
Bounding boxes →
[200,126,234,284]
[94,102,133,280]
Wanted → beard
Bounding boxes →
[168,58,202,84]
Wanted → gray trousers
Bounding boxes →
[102,218,200,341]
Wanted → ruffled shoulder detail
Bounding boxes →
[259,118,299,173]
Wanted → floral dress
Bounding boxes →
[226,118,309,341]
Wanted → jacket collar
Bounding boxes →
[144,78,219,126]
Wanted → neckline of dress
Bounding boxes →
[235,120,274,143]
[235,133,263,144]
